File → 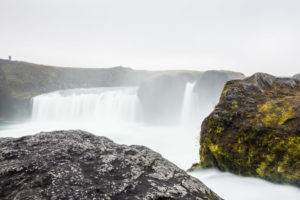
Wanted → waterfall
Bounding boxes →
[181,81,216,127]
[181,82,200,126]
[32,87,140,124]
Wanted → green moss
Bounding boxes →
[208,143,220,154]
[220,87,229,99]
[231,100,239,109]
[215,127,224,134]
[256,162,268,176]
[196,76,300,186]
[256,98,298,127]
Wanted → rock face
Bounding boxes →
[193,70,244,103]
[0,130,222,200]
[294,74,300,81]
[137,71,244,125]
[192,71,245,117]
[196,73,300,186]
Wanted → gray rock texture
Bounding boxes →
[0,130,222,200]
[293,74,300,81]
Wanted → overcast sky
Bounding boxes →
[0,0,300,76]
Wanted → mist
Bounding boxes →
[1,0,300,76]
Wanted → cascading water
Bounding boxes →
[180,82,200,126]
[31,87,140,124]
[31,84,210,126]
[180,82,216,127]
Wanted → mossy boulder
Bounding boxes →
[195,73,300,186]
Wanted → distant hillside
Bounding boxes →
[0,59,198,121]
[0,58,243,121]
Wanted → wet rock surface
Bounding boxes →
[194,73,300,186]
[0,130,222,200]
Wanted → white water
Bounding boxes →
[180,82,219,127]
[32,87,139,124]
[180,82,203,126]
[0,84,299,200]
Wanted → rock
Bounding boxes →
[294,74,300,81]
[193,70,244,100]
[0,130,222,200]
[194,73,300,186]
[137,71,244,125]
[193,71,244,113]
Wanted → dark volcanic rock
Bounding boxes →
[193,73,300,186]
[0,130,222,200]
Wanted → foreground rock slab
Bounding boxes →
[195,73,300,186]
[0,130,222,200]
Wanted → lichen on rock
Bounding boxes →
[195,73,300,186]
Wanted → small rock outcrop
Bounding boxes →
[192,70,244,114]
[0,130,222,200]
[294,74,300,81]
[194,73,300,186]
[193,70,244,102]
